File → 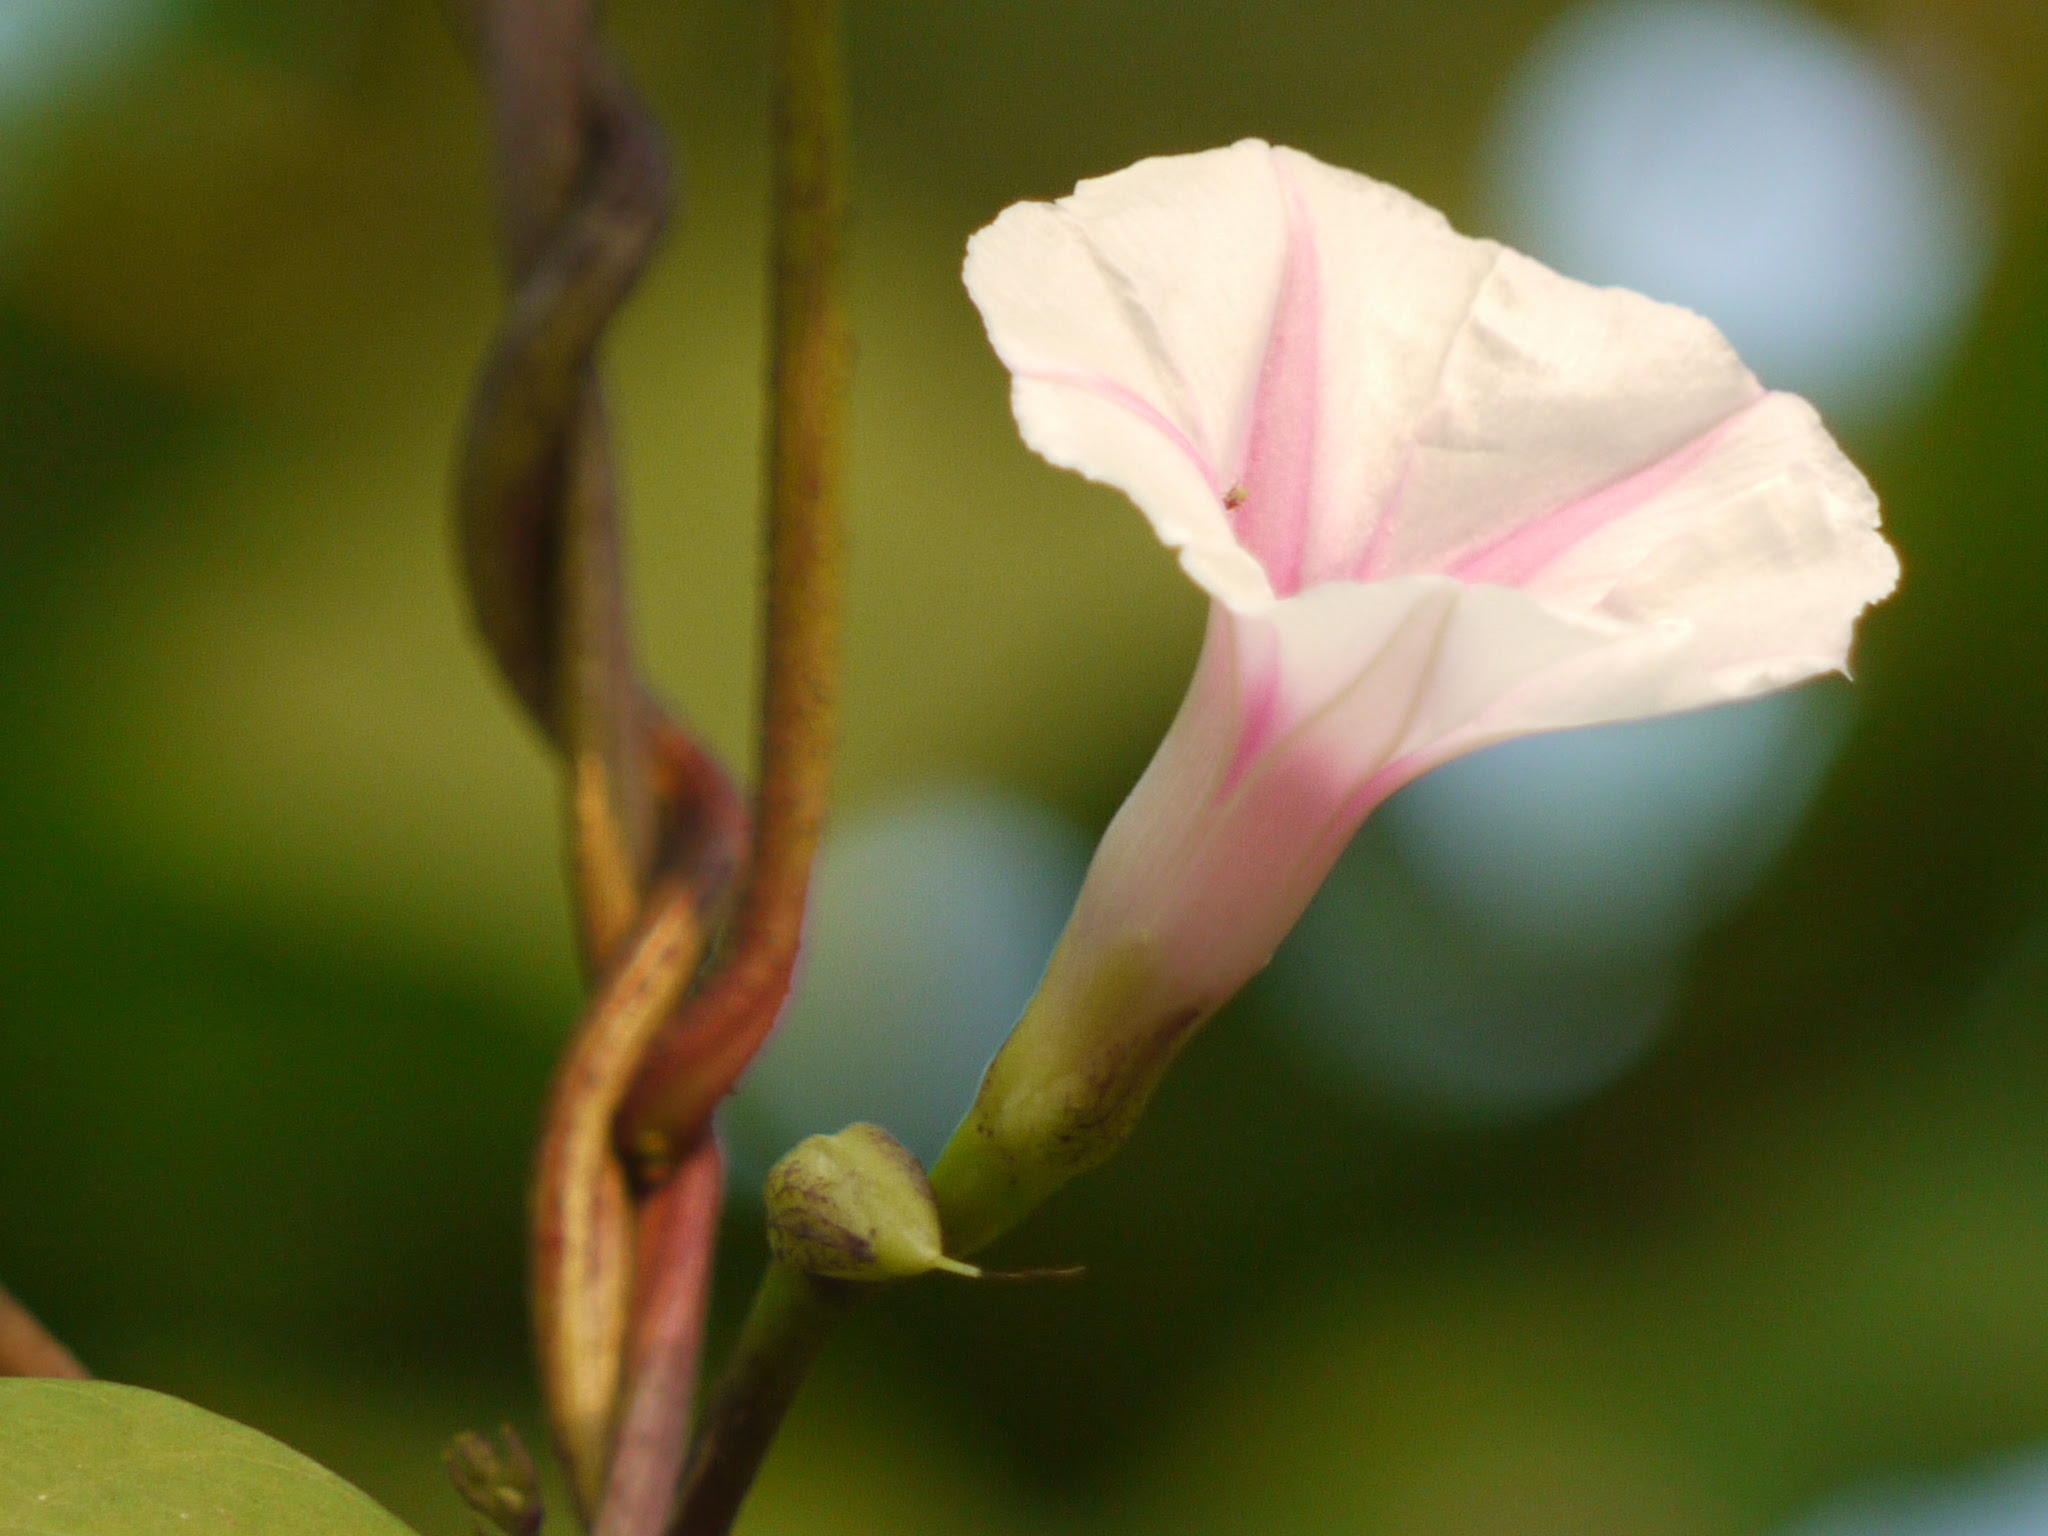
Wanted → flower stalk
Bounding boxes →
[667,1265,858,1536]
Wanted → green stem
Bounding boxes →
[617,0,848,1168]
[667,1263,856,1536]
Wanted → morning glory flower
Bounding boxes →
[928,140,1898,1252]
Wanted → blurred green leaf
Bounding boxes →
[0,1380,420,1536]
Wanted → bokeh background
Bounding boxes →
[2,0,2046,1531]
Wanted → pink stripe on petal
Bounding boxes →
[1025,368,1224,494]
[1231,162,1322,597]
[1222,621,1285,794]
[1344,446,1418,584]
[1448,399,1762,589]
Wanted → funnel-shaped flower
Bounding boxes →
[930,141,1898,1253]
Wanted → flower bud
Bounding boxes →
[764,1123,980,1282]
[444,1426,543,1536]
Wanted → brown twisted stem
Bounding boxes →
[458,38,669,949]
[531,873,706,1515]
[0,1280,87,1380]
[527,731,744,1512]
[532,728,743,1525]
[459,0,850,1526]
[456,4,751,1529]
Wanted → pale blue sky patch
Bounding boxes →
[0,0,169,115]
[1487,0,1992,427]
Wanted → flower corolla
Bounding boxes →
[930,141,1898,1252]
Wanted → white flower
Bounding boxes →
[929,140,1898,1252]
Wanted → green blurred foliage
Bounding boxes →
[0,1,2045,1533]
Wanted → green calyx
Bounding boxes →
[930,936,1200,1257]
[764,1123,981,1282]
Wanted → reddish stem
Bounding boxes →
[596,1138,726,1536]
[0,1282,87,1380]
